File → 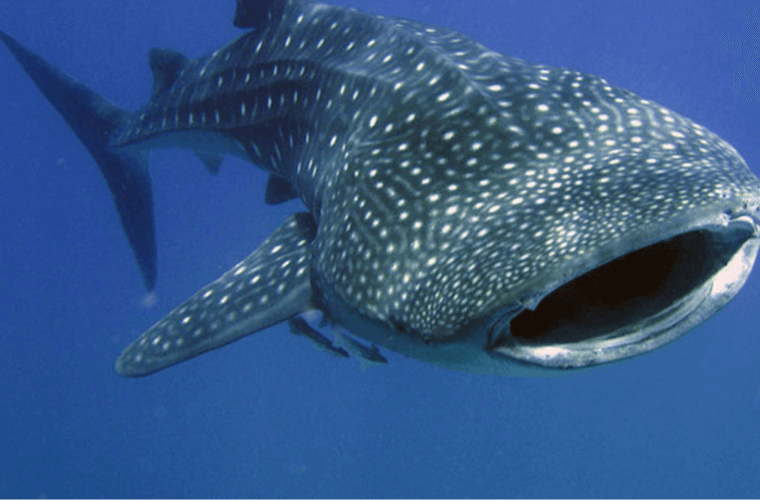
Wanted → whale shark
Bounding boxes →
[3,0,760,377]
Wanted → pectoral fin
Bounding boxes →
[115,213,318,377]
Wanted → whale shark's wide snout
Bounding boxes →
[487,215,760,369]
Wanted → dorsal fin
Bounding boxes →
[148,48,190,98]
[233,0,303,31]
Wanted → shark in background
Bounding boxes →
[2,0,760,377]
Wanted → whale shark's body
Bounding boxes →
[3,0,760,377]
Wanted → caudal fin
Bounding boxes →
[0,31,157,289]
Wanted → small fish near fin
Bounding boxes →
[288,317,349,358]
[115,213,318,377]
[0,30,157,289]
[265,174,298,205]
[148,47,191,99]
[333,330,389,368]
[233,0,306,31]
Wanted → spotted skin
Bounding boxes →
[116,213,317,376]
[4,0,760,376]
[120,0,759,339]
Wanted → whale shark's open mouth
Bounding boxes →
[488,216,760,369]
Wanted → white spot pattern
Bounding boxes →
[116,214,316,375]
[114,1,760,374]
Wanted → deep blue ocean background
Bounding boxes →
[1,0,760,497]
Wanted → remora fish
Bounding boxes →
[288,317,349,358]
[3,0,760,377]
[332,329,389,366]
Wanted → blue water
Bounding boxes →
[1,0,759,497]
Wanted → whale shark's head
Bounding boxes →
[309,59,760,374]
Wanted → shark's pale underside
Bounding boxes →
[3,0,760,376]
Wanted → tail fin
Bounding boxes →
[0,31,157,289]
